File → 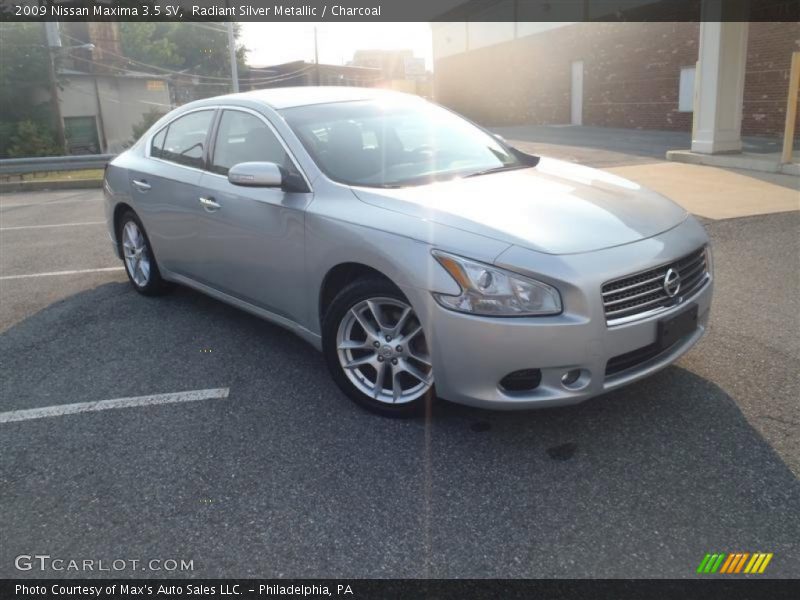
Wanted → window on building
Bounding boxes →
[146,80,166,92]
[159,110,215,168]
[679,66,696,112]
[210,110,289,176]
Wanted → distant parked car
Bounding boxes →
[104,87,713,416]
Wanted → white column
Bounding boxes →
[691,17,749,154]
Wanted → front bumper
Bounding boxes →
[402,217,713,410]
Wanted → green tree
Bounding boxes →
[119,23,182,71]
[0,23,58,157]
[0,22,248,157]
[119,23,247,79]
[8,120,61,158]
[130,108,166,146]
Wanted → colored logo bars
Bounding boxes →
[696,552,773,574]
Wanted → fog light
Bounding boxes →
[561,369,581,387]
[500,368,542,392]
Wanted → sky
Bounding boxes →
[241,23,433,71]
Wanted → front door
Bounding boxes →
[196,109,312,323]
[571,60,584,126]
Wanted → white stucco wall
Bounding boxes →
[59,75,172,153]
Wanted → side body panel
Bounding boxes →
[195,171,312,323]
[300,177,511,337]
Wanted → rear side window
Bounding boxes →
[158,110,215,169]
[211,110,289,176]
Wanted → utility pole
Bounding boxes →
[93,76,108,153]
[44,22,67,153]
[226,21,239,93]
[314,26,320,85]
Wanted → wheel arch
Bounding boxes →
[318,262,399,324]
[112,202,135,256]
[113,202,135,235]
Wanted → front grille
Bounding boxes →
[602,247,708,324]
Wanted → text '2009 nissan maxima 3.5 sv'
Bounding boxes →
[104,87,713,417]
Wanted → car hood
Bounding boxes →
[351,157,688,255]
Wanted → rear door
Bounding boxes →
[128,109,216,278]
[194,108,313,322]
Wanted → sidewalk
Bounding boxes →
[497,125,799,220]
[606,162,799,220]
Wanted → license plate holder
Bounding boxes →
[657,304,698,350]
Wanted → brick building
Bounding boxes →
[433,21,800,138]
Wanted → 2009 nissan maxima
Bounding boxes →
[104,87,713,416]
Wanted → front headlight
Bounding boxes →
[432,250,562,316]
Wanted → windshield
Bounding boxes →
[280,99,525,187]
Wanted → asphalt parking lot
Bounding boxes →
[1,182,799,578]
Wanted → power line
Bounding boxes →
[49,76,173,109]
[58,31,327,85]
[62,53,324,86]
[61,53,177,77]
[185,22,230,34]
[65,56,324,87]
[58,31,235,81]
[9,41,381,89]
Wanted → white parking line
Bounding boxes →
[0,388,231,424]
[0,196,102,209]
[0,267,125,280]
[0,221,105,231]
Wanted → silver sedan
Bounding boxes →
[104,87,713,416]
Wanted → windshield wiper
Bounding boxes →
[464,165,528,178]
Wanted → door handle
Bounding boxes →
[199,196,221,211]
[132,179,151,191]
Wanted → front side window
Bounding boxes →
[158,110,215,169]
[280,98,524,187]
[211,110,290,176]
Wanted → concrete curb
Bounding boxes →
[0,179,103,194]
[666,150,800,176]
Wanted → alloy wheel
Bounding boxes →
[122,221,151,287]
[336,297,433,404]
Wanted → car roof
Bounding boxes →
[212,86,418,110]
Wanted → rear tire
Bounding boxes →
[118,210,168,296]
[323,278,435,417]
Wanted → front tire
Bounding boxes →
[323,278,435,417]
[118,210,168,296]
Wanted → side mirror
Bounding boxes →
[228,162,283,188]
[492,132,540,167]
[510,146,541,167]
